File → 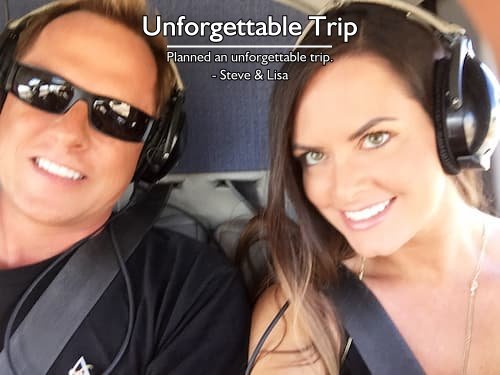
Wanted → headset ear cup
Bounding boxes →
[147,114,185,181]
[134,124,161,182]
[433,58,460,174]
[160,112,186,174]
[133,94,185,184]
[462,56,489,153]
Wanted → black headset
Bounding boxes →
[296,0,499,175]
[0,1,186,185]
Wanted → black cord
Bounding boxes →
[104,225,136,375]
[245,300,290,375]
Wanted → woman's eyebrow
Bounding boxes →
[292,116,397,151]
[347,117,397,141]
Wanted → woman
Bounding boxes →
[245,1,500,374]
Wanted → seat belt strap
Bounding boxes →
[328,267,425,375]
[0,184,169,375]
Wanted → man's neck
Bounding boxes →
[0,194,111,269]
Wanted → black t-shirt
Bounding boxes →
[0,227,251,374]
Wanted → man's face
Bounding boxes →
[0,10,158,228]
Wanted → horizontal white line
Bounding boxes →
[167,45,332,49]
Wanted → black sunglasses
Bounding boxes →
[5,62,156,142]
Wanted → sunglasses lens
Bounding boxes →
[92,99,151,142]
[12,65,73,113]
[11,64,153,143]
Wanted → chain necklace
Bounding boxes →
[462,223,487,374]
[357,223,488,375]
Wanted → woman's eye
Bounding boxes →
[361,131,391,149]
[303,151,325,166]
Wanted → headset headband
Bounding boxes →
[296,0,465,46]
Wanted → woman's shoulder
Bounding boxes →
[250,285,289,352]
[249,285,327,374]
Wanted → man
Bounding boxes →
[0,0,250,374]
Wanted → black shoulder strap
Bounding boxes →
[0,183,170,375]
[328,267,425,375]
[245,301,289,375]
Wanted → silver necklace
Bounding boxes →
[358,223,488,375]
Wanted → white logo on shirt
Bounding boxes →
[68,356,93,375]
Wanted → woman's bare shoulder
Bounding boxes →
[249,285,326,374]
[249,285,289,353]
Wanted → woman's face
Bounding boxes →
[293,54,452,258]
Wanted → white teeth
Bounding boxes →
[35,157,83,180]
[344,199,391,221]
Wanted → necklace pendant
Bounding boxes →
[470,279,478,294]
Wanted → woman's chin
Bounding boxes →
[347,237,405,259]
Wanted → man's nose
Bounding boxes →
[50,101,91,149]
